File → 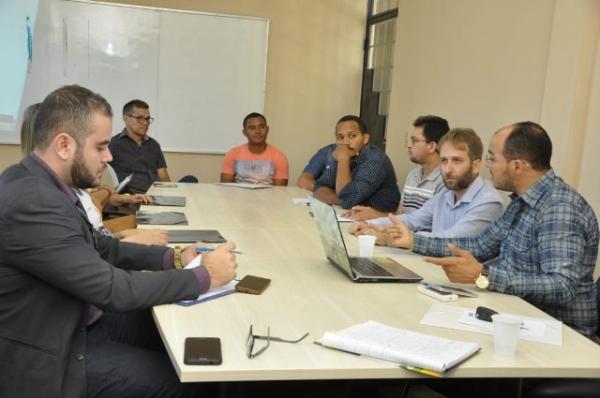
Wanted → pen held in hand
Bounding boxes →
[195,247,242,254]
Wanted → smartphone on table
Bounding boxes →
[184,337,222,365]
[235,275,271,295]
[417,283,458,301]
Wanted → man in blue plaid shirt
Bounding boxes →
[297,115,400,212]
[384,122,599,338]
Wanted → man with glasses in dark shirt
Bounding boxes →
[108,99,171,193]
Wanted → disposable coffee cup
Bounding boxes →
[492,314,521,356]
[358,235,376,257]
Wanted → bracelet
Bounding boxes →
[174,246,184,270]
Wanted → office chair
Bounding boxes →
[523,279,600,398]
[178,175,199,183]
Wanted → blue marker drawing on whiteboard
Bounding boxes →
[26,16,33,72]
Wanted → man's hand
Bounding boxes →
[332,143,353,162]
[342,205,387,221]
[350,221,370,235]
[121,229,168,245]
[199,242,238,289]
[424,244,482,283]
[125,193,154,204]
[110,193,154,206]
[350,222,387,245]
[382,214,413,248]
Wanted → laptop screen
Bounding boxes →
[310,198,355,277]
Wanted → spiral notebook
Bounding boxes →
[318,320,480,375]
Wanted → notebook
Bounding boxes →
[310,198,422,283]
[167,229,226,244]
[318,320,480,375]
[176,280,238,306]
[136,211,188,225]
[149,195,186,206]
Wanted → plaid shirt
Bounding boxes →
[414,170,599,338]
[303,144,400,212]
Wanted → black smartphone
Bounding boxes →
[235,275,271,294]
[184,337,222,365]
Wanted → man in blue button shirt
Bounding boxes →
[297,115,400,212]
[352,127,503,239]
[384,122,599,338]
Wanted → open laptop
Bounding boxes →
[311,198,422,283]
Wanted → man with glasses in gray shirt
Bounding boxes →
[344,115,449,221]
[108,99,171,193]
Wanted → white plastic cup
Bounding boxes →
[358,235,377,257]
[492,314,521,356]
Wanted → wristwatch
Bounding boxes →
[174,246,184,270]
[474,265,489,290]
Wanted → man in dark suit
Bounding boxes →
[0,85,237,398]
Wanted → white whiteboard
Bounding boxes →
[11,0,268,153]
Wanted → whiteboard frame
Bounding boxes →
[69,0,270,155]
[2,0,269,155]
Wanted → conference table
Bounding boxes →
[141,183,600,383]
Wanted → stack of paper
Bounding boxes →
[420,304,563,346]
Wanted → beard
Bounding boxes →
[70,150,100,189]
[443,171,474,191]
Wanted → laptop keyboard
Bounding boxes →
[350,258,393,277]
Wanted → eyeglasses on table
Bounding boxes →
[246,325,309,359]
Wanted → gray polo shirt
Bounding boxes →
[400,166,444,213]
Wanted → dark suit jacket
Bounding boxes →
[0,156,201,398]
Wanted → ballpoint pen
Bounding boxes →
[195,246,243,254]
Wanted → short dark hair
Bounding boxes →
[438,128,483,162]
[20,103,41,155]
[243,112,267,128]
[336,115,368,134]
[503,121,552,170]
[33,85,112,150]
[413,115,450,144]
[123,99,149,115]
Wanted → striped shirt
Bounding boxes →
[413,170,599,338]
[400,166,444,213]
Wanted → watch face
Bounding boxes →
[476,274,489,289]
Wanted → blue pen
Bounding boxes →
[195,246,242,254]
